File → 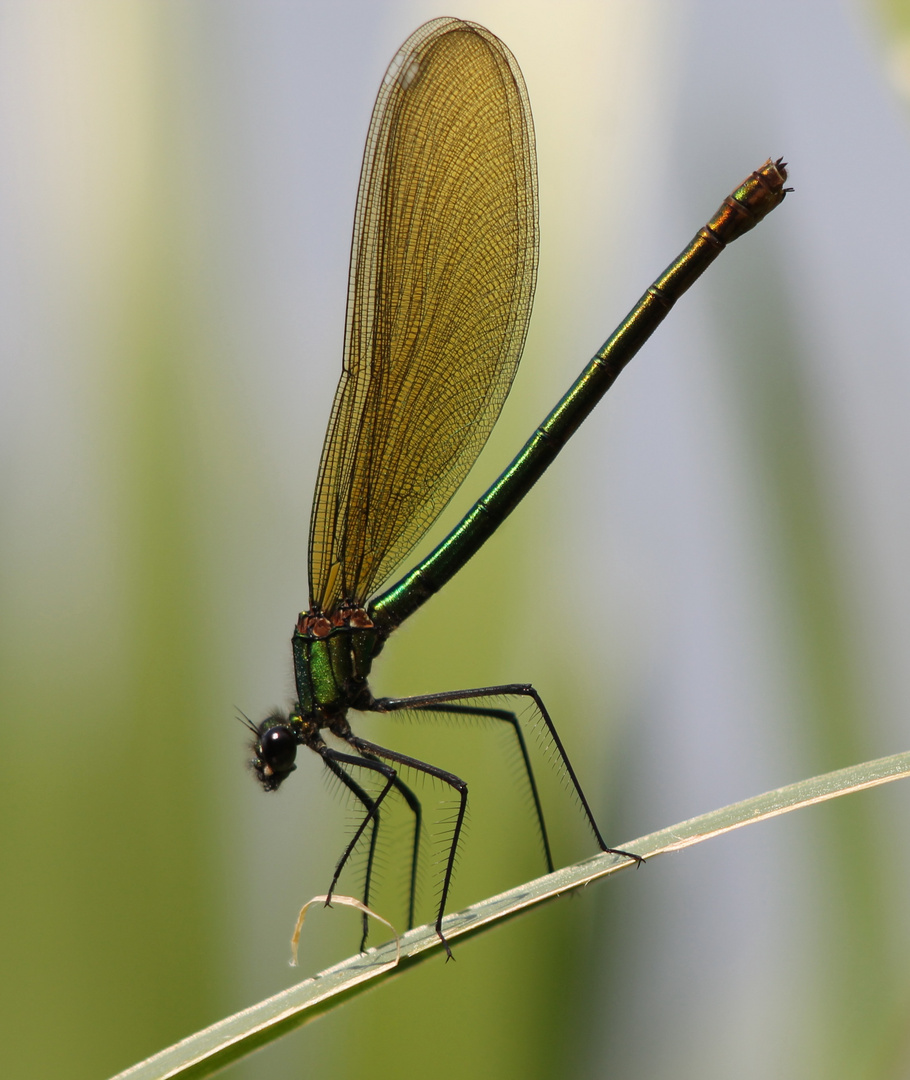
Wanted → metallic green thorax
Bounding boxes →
[369,159,789,632]
[292,624,384,718]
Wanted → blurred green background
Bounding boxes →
[4,1,910,1077]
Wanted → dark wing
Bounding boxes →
[308,18,538,612]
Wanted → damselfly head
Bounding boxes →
[251,714,299,791]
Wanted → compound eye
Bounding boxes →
[260,726,298,775]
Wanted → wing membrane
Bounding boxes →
[309,18,538,612]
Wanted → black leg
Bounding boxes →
[317,746,398,951]
[356,748,423,929]
[344,733,466,961]
[404,701,554,874]
[370,684,643,866]
[320,754,387,950]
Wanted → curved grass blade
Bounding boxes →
[309,18,538,612]
[109,749,910,1080]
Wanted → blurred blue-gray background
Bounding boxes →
[3,1,910,1077]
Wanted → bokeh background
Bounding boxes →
[4,1,910,1077]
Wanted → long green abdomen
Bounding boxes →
[370,159,788,630]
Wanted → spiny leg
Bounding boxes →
[408,701,554,874]
[320,755,382,950]
[317,746,398,951]
[372,684,643,866]
[345,733,466,961]
[356,748,423,930]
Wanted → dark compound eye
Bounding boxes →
[259,725,298,775]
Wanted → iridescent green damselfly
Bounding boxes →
[245,17,789,958]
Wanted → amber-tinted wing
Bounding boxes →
[308,18,538,612]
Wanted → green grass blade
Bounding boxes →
[110,749,910,1080]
